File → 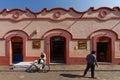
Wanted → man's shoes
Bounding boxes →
[82,75,85,77]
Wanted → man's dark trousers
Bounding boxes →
[83,63,95,78]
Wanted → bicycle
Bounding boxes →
[25,60,50,73]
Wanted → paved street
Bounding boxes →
[0,70,120,80]
[0,64,120,80]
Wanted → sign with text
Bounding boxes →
[78,40,87,49]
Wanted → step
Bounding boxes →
[10,62,120,71]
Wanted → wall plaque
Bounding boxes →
[32,40,40,49]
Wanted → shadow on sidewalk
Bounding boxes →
[60,73,96,79]
[60,73,97,80]
[60,73,82,78]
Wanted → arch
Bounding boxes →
[5,30,28,65]
[88,29,118,39]
[89,29,117,63]
[44,29,72,64]
[42,28,72,39]
[3,30,29,39]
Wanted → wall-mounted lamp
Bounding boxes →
[34,30,38,35]
[30,30,38,38]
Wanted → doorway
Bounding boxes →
[11,37,23,63]
[50,36,66,63]
[97,37,111,62]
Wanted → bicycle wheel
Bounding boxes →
[42,64,50,73]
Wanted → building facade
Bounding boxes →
[0,7,120,65]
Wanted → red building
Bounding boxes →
[0,7,120,65]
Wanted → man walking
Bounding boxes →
[83,50,98,78]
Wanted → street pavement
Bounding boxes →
[0,63,120,80]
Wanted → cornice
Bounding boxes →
[0,7,120,22]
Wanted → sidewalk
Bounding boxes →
[50,64,120,71]
[0,63,120,71]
